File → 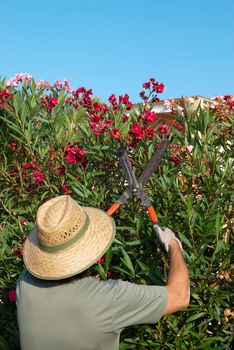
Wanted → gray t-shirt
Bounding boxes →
[16,269,168,350]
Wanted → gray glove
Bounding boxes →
[154,224,183,253]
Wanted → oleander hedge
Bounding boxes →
[0,76,233,349]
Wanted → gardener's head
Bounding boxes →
[23,195,116,280]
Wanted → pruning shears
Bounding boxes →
[107,139,169,234]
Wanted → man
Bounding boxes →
[16,195,190,350]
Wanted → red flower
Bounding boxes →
[144,111,157,123]
[0,89,12,108]
[75,149,85,159]
[139,91,148,101]
[74,87,85,95]
[119,94,133,109]
[159,124,169,134]
[156,83,164,93]
[20,218,28,226]
[40,96,58,110]
[65,143,85,165]
[19,247,24,256]
[131,123,144,140]
[122,114,128,122]
[33,170,44,183]
[142,81,151,89]
[62,184,68,193]
[93,129,102,136]
[8,289,16,302]
[8,140,18,151]
[57,167,65,175]
[108,94,117,105]
[97,255,105,264]
[110,127,122,139]
[176,123,185,132]
[22,162,30,169]
[31,161,37,168]
[65,153,76,164]
[131,123,143,135]
[22,172,27,177]
[169,155,180,164]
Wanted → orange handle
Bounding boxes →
[147,206,159,223]
[107,202,120,216]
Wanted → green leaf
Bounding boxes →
[186,312,206,323]
[120,247,135,275]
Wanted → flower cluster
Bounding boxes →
[20,160,44,183]
[7,73,33,88]
[66,87,93,109]
[40,96,58,111]
[8,140,19,151]
[0,89,12,108]
[108,93,133,110]
[140,77,164,102]
[65,142,85,165]
[131,123,156,141]
[53,79,73,93]
[211,94,234,121]
[37,80,51,90]
[142,110,157,123]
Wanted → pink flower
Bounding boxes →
[7,73,33,88]
[186,145,193,155]
[37,80,50,90]
[97,255,105,264]
[53,79,73,93]
[8,289,16,302]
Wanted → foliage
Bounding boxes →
[0,76,233,349]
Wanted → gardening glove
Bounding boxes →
[153,224,183,253]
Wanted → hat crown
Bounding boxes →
[37,195,86,247]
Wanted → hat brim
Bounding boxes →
[23,207,116,280]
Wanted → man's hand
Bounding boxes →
[153,224,182,253]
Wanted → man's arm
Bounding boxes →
[154,225,190,315]
[163,240,190,315]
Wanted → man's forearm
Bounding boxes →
[167,240,190,298]
[163,240,190,315]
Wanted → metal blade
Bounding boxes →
[137,138,169,186]
[118,141,139,190]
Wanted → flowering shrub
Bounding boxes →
[0,74,233,349]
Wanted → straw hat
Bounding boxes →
[23,195,116,280]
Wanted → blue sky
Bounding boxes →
[1,0,233,102]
